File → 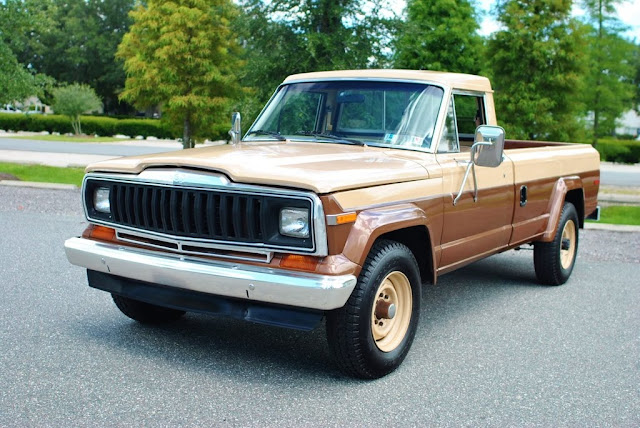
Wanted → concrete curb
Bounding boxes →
[0,180,78,191]
[584,222,640,232]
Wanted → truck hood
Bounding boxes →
[86,141,430,194]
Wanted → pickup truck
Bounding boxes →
[65,70,600,379]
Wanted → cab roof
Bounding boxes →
[283,69,492,93]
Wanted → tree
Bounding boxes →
[394,0,484,74]
[581,0,635,143]
[117,0,242,149]
[0,0,56,105]
[1,0,135,114]
[0,41,36,105]
[487,0,587,141]
[51,84,102,135]
[238,0,396,112]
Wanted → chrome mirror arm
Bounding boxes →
[452,141,493,206]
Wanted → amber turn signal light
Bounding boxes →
[280,254,319,271]
[83,225,116,242]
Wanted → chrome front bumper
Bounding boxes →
[64,238,357,311]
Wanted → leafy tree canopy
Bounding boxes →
[579,0,636,143]
[117,0,243,148]
[487,0,588,141]
[237,0,397,115]
[1,0,135,114]
[0,41,37,105]
[394,0,484,74]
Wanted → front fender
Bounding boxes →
[342,204,436,282]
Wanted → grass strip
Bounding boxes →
[587,205,640,226]
[0,162,85,187]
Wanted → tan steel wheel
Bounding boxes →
[371,271,412,352]
[560,219,577,270]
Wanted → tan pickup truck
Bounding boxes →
[65,70,600,378]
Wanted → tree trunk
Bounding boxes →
[183,115,192,149]
[592,0,604,148]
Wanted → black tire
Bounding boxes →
[326,240,421,379]
[534,202,580,285]
[111,294,186,324]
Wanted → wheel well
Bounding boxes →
[565,189,584,228]
[378,226,433,284]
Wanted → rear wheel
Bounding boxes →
[534,202,579,285]
[111,294,186,324]
[326,240,421,379]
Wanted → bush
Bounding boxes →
[595,139,640,164]
[0,113,177,139]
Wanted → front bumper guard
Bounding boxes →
[64,237,357,311]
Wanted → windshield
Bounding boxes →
[246,81,445,150]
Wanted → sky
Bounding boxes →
[389,0,640,41]
[476,0,640,40]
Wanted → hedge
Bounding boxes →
[0,113,176,139]
[594,139,640,164]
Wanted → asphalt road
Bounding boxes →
[0,138,181,157]
[0,186,638,427]
[601,163,640,187]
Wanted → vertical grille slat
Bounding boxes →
[124,185,133,225]
[170,190,179,233]
[182,191,191,234]
[141,187,150,229]
[232,196,243,239]
[111,185,120,222]
[246,196,257,240]
[206,193,217,237]
[160,188,169,231]
[150,188,159,230]
[194,192,205,235]
[219,195,229,238]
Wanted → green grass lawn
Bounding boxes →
[3,135,131,143]
[0,162,85,187]
[588,205,640,226]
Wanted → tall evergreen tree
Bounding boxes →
[117,0,242,148]
[487,0,587,141]
[581,0,635,143]
[394,0,484,74]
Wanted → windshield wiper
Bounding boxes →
[246,130,286,141]
[297,131,365,146]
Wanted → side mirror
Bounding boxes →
[229,112,241,145]
[453,125,506,206]
[472,125,505,168]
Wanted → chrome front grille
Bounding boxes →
[82,170,327,256]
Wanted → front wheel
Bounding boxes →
[326,240,421,379]
[534,202,579,285]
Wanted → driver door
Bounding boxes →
[436,93,515,273]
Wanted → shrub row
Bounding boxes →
[595,139,640,164]
[0,113,177,139]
